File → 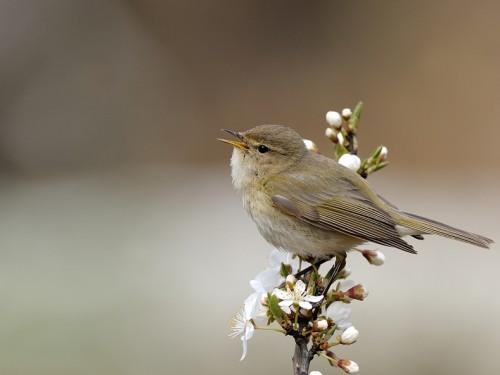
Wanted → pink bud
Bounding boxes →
[361,249,385,266]
[338,359,359,373]
[346,284,368,301]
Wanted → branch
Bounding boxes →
[292,330,314,375]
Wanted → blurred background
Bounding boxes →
[0,1,499,374]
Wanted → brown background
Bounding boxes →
[0,1,499,374]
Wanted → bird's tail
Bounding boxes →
[395,211,494,249]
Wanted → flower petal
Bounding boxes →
[239,321,254,361]
[244,292,260,319]
[326,301,352,329]
[280,304,291,314]
[273,288,290,300]
[298,301,312,310]
[294,280,306,294]
[340,326,359,344]
[337,279,356,292]
[305,294,324,303]
[240,335,248,361]
[245,323,254,341]
[254,268,282,291]
[250,279,267,294]
[279,300,293,307]
[338,154,361,171]
[268,249,285,268]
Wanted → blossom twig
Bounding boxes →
[230,103,387,374]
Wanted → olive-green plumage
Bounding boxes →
[220,125,493,260]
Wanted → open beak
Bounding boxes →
[218,129,249,150]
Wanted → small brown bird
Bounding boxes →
[219,125,493,264]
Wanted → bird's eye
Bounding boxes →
[258,145,269,154]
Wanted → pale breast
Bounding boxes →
[229,148,364,259]
[243,188,364,259]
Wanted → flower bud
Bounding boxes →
[346,284,368,301]
[310,372,323,375]
[378,146,388,162]
[341,108,352,120]
[336,132,345,145]
[325,350,338,366]
[326,111,342,129]
[338,359,359,374]
[285,274,296,287]
[313,318,329,332]
[325,127,338,143]
[338,154,361,172]
[303,139,319,153]
[361,249,385,266]
[340,326,359,344]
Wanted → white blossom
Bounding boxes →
[246,279,268,321]
[340,326,359,344]
[326,111,343,128]
[269,249,302,273]
[325,301,352,329]
[325,279,356,328]
[310,372,323,375]
[253,265,282,292]
[313,318,329,332]
[253,249,306,292]
[229,304,255,361]
[303,139,319,153]
[341,108,352,119]
[335,279,356,291]
[338,154,361,172]
[273,280,323,314]
[244,250,312,331]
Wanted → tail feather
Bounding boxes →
[396,211,494,249]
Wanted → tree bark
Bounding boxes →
[292,334,313,375]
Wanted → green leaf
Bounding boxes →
[268,294,284,320]
[322,325,337,342]
[372,145,384,159]
[374,161,389,172]
[349,101,363,129]
[335,144,348,161]
[279,262,289,278]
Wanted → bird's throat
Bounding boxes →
[230,149,251,192]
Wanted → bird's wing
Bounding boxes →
[267,174,416,254]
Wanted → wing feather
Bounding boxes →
[268,172,416,253]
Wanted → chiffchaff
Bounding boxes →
[219,125,493,261]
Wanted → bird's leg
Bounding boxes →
[322,258,347,296]
[294,257,328,279]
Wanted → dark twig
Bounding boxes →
[292,327,315,375]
